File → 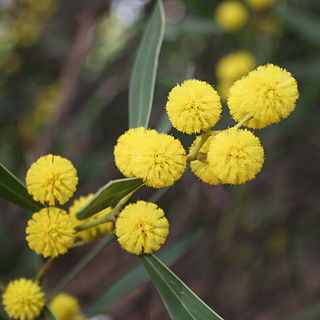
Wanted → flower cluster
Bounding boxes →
[2,278,45,320]
[215,51,256,100]
[116,201,169,255]
[114,128,187,188]
[215,0,277,32]
[50,293,85,320]
[25,154,79,258]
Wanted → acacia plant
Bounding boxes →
[0,1,299,320]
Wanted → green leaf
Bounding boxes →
[76,177,143,220]
[42,307,58,320]
[85,231,201,317]
[0,163,43,212]
[275,5,320,46]
[157,112,172,134]
[141,254,224,320]
[129,0,165,128]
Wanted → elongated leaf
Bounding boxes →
[42,307,58,320]
[275,5,320,46]
[85,232,202,317]
[0,163,43,212]
[129,0,165,128]
[142,254,224,320]
[76,177,143,220]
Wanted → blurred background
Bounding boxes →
[1,0,320,319]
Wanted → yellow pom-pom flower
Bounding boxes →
[50,293,81,320]
[114,127,157,177]
[166,79,222,134]
[189,136,220,185]
[228,64,299,129]
[26,154,78,205]
[246,0,276,11]
[116,201,169,255]
[69,194,114,242]
[26,207,75,257]
[2,278,45,320]
[207,128,264,184]
[215,1,248,32]
[131,133,187,188]
[216,51,256,82]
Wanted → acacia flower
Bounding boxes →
[189,135,220,185]
[116,201,169,255]
[50,293,81,320]
[26,207,75,257]
[26,154,78,205]
[228,64,299,128]
[2,278,45,320]
[69,194,114,242]
[215,1,248,32]
[216,51,256,82]
[207,128,264,184]
[246,0,276,11]
[166,79,222,134]
[114,127,157,177]
[131,132,187,188]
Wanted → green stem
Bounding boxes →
[35,257,55,284]
[76,189,138,232]
[186,130,212,162]
[233,114,253,129]
[48,236,114,299]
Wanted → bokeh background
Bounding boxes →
[1,0,320,319]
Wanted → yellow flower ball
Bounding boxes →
[116,201,169,255]
[215,1,248,32]
[69,194,114,242]
[26,207,75,257]
[246,0,276,11]
[2,278,45,320]
[216,51,256,82]
[26,154,78,205]
[114,127,157,177]
[50,293,81,320]
[166,79,222,134]
[189,136,220,185]
[228,64,299,128]
[131,132,187,188]
[207,128,264,184]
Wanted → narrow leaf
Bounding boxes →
[0,163,43,212]
[85,231,201,317]
[129,0,165,128]
[275,5,320,46]
[142,254,224,320]
[76,177,143,220]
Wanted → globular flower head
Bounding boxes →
[69,194,114,242]
[114,127,157,177]
[215,1,248,32]
[131,132,187,188]
[246,0,276,11]
[189,135,220,185]
[50,293,81,320]
[207,128,264,184]
[216,51,256,82]
[26,207,75,257]
[166,79,222,134]
[2,278,45,320]
[26,154,78,205]
[116,201,169,255]
[228,64,299,128]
